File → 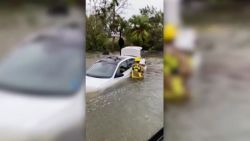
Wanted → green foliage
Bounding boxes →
[127,15,150,47]
[125,6,163,51]
[87,1,163,52]
[104,38,120,51]
[86,15,109,51]
[95,0,128,35]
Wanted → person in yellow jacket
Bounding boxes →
[131,57,144,79]
[164,23,192,102]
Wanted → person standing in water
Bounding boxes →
[131,57,144,79]
[118,32,125,55]
[164,23,191,102]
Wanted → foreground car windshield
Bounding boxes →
[87,62,116,78]
[0,42,83,95]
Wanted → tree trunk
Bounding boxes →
[112,36,115,51]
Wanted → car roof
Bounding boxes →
[97,56,133,65]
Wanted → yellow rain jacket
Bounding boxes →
[164,54,185,100]
[131,63,144,79]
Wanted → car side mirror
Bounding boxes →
[115,73,124,78]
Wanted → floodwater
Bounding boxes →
[86,53,164,141]
[165,23,250,141]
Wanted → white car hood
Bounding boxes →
[0,89,77,134]
[86,76,110,93]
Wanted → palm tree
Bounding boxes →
[128,15,150,47]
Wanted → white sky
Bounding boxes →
[121,0,163,19]
[86,0,163,19]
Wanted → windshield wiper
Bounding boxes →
[86,74,110,78]
[148,128,164,141]
[0,83,79,97]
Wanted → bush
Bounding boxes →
[103,38,121,52]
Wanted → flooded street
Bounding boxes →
[86,53,163,141]
[165,23,250,141]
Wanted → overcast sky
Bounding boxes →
[86,0,163,19]
[121,0,163,19]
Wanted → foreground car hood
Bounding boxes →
[0,89,81,138]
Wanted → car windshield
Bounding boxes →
[0,41,83,95]
[86,62,117,78]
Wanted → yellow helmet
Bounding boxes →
[164,23,177,41]
[135,57,141,62]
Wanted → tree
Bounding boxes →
[140,6,163,51]
[140,5,158,17]
[86,15,108,51]
[86,2,163,52]
[94,0,128,51]
[124,6,163,51]
[127,15,150,47]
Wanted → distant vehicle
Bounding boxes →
[86,46,146,94]
[0,24,85,141]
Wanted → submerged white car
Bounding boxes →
[0,25,85,141]
[86,46,146,94]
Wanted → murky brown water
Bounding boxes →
[86,53,164,141]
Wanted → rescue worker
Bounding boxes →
[131,57,144,79]
[164,23,191,102]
